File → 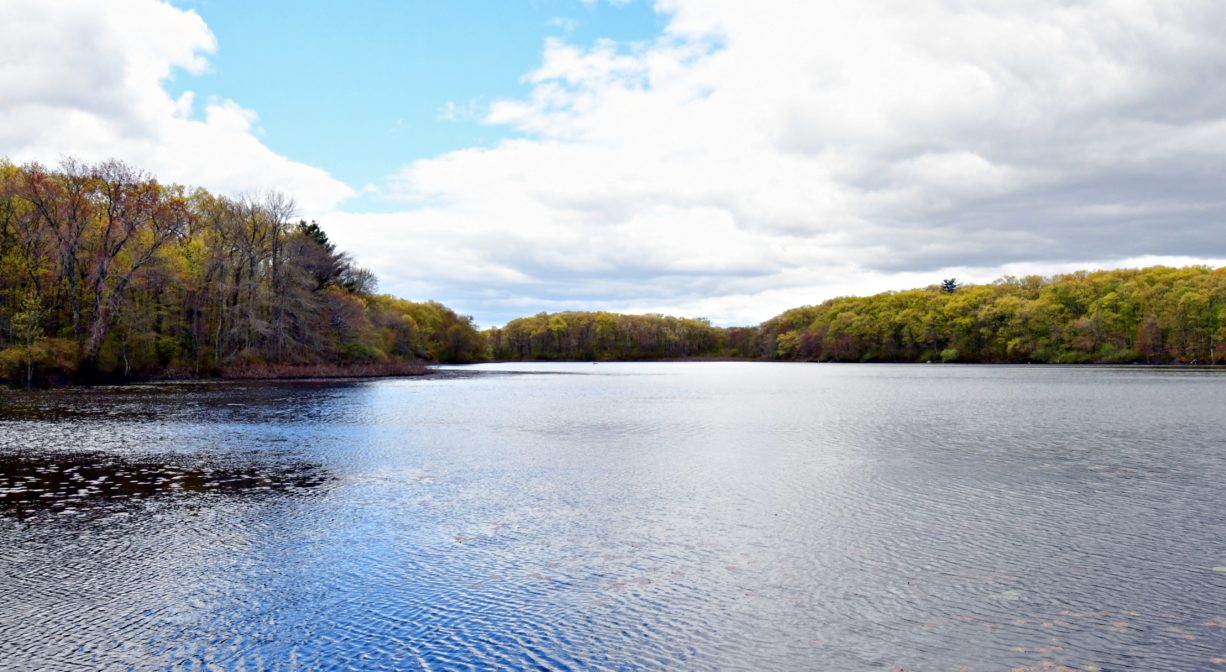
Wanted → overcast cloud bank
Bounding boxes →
[4,1,1226,325]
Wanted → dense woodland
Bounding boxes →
[2,160,1223,383]
[0,159,483,384]
[486,312,729,360]
[491,268,1226,365]
[487,267,1226,365]
[755,267,1226,364]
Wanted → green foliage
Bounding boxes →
[480,268,1226,365]
[7,291,43,383]
[155,336,180,366]
[0,159,482,382]
[297,220,336,254]
[341,341,385,362]
[366,296,485,363]
[4,159,1223,378]
[755,267,1226,364]
[486,311,726,361]
[0,338,77,381]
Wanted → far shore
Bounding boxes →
[452,358,1225,366]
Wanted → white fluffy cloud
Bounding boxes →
[7,0,1226,325]
[325,0,1226,325]
[0,0,351,212]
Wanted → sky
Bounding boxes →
[3,0,1226,327]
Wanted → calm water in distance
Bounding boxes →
[0,363,1224,670]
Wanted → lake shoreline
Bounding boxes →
[8,358,1224,388]
[472,358,1224,366]
[5,360,434,388]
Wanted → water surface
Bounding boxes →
[1,363,1224,670]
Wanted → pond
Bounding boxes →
[1,363,1224,670]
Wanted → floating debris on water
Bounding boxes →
[0,453,330,520]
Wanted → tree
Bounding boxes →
[10,291,42,385]
[941,278,960,294]
[0,158,485,381]
[80,161,189,366]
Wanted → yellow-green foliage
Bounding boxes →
[0,159,483,381]
[367,295,485,363]
[5,160,1222,377]
[757,267,1226,364]
[487,311,725,360]
[0,338,78,381]
[481,268,1226,364]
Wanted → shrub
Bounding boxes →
[156,337,181,366]
[0,338,78,383]
[342,341,385,362]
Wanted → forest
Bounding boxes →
[488,268,1226,364]
[0,159,484,384]
[485,312,731,360]
[3,160,1224,383]
[754,267,1226,364]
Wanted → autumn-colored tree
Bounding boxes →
[0,159,482,382]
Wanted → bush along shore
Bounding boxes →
[2,159,1224,384]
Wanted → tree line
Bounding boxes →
[488,268,1226,365]
[4,159,1223,382]
[0,159,483,383]
[755,267,1226,364]
[485,312,728,360]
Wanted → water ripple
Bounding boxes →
[0,365,1224,669]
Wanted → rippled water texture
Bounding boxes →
[1,363,1224,670]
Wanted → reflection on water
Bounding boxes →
[0,365,1224,670]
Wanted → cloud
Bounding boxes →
[323,0,1226,325]
[0,0,352,212]
[6,0,1225,325]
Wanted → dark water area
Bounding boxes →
[1,363,1224,670]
